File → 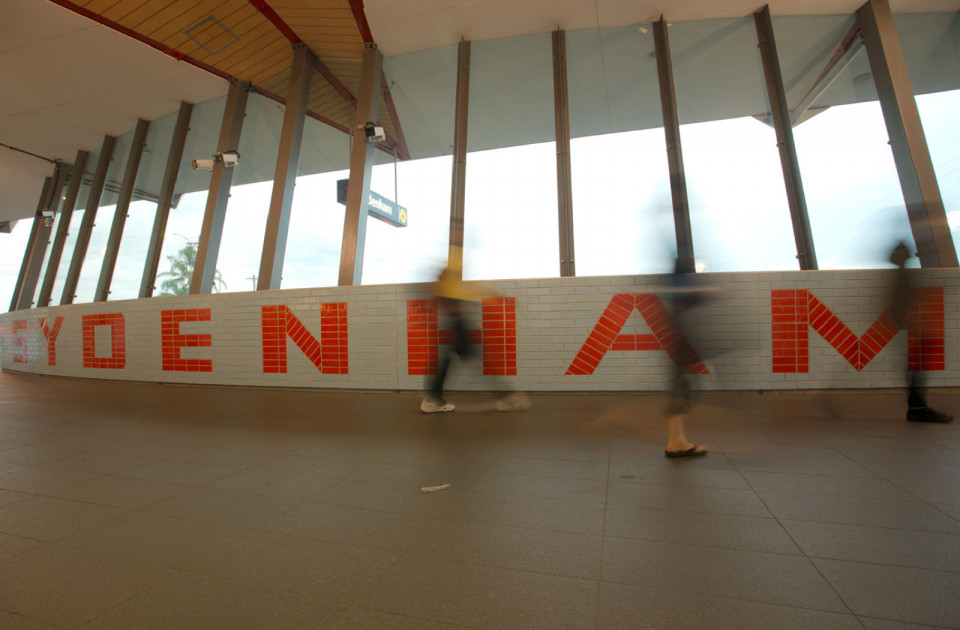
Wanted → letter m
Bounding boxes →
[262,304,348,374]
[771,288,944,373]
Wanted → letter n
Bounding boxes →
[261,304,348,374]
[82,313,126,369]
[40,316,64,366]
[771,288,944,372]
[566,294,707,375]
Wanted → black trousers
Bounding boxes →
[429,307,471,398]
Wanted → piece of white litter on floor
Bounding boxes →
[421,484,451,492]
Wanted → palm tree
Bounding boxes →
[157,242,226,295]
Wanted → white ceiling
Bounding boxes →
[1,0,957,225]
[364,0,960,56]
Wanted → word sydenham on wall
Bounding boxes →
[0,273,954,392]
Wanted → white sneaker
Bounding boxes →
[420,396,455,413]
[495,392,531,412]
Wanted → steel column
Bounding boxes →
[191,80,250,294]
[553,30,576,277]
[96,118,150,301]
[338,44,383,286]
[9,177,54,311]
[448,40,471,273]
[259,45,314,290]
[141,102,193,298]
[857,0,957,267]
[38,150,89,307]
[755,6,818,271]
[652,17,695,269]
[61,135,116,305]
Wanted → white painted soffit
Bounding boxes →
[0,0,228,224]
[364,0,960,57]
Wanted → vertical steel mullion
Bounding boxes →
[553,30,575,278]
[448,39,470,274]
[9,177,53,311]
[38,151,88,307]
[61,135,116,305]
[652,17,695,269]
[259,45,314,291]
[338,44,383,287]
[755,6,818,271]
[857,0,956,267]
[191,80,250,294]
[141,102,192,298]
[96,118,150,302]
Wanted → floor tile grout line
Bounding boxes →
[594,439,613,630]
[599,578,868,621]
[738,466,866,623]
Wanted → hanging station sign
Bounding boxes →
[336,179,408,228]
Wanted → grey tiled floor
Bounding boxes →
[0,371,958,629]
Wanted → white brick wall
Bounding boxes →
[2,270,957,392]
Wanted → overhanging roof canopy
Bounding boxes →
[1,0,957,225]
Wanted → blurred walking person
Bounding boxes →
[888,241,952,423]
[664,257,710,457]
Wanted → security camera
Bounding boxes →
[216,150,240,167]
[362,122,385,144]
[192,158,215,171]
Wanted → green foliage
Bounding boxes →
[157,242,226,295]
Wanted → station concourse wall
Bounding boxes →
[1,270,958,393]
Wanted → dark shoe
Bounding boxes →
[665,444,708,458]
[907,407,953,423]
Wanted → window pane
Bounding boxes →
[896,13,960,258]
[74,131,137,303]
[464,34,558,280]
[109,112,177,300]
[1,219,33,312]
[566,27,674,276]
[774,15,913,269]
[48,147,100,305]
[215,93,283,293]
[357,45,458,285]
[672,18,798,272]
[155,97,226,296]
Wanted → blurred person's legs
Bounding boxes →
[664,322,708,457]
[907,369,953,423]
[421,301,470,413]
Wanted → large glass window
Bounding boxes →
[566,27,674,276]
[464,34,558,280]
[671,18,798,272]
[896,13,960,258]
[1,219,33,311]
[358,46,458,285]
[108,113,176,301]
[50,146,99,305]
[215,93,284,293]
[155,97,226,296]
[74,131,136,303]
[774,15,913,269]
